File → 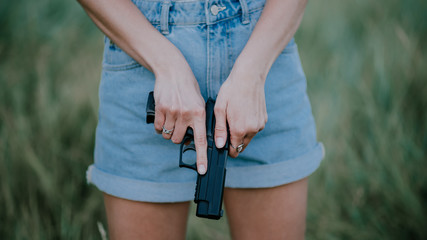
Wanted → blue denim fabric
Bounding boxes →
[86,0,324,202]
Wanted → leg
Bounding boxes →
[224,178,308,240]
[103,193,190,240]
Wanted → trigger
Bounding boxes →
[183,143,196,153]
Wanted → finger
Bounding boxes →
[170,118,187,144]
[229,128,245,158]
[192,111,207,175]
[154,108,165,134]
[162,111,176,140]
[214,103,228,148]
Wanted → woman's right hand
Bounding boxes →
[77,0,208,174]
[153,61,208,175]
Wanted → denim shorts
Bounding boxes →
[86,0,325,202]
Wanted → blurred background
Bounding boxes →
[0,0,426,239]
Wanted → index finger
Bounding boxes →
[192,114,208,175]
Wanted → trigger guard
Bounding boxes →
[179,139,197,171]
[183,143,196,153]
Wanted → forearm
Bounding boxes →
[77,0,187,76]
[233,0,307,82]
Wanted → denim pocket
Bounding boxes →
[102,36,141,71]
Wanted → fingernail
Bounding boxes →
[216,137,224,148]
[198,165,206,175]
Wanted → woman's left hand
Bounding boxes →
[214,68,268,158]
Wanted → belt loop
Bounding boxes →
[160,1,172,35]
[239,0,250,24]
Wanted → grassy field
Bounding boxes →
[1,0,426,239]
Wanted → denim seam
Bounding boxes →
[102,62,141,71]
[206,24,211,98]
[225,143,325,188]
[134,0,204,2]
[87,165,196,203]
[148,7,263,26]
[226,23,232,85]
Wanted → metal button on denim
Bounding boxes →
[210,4,226,16]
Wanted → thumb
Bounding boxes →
[214,102,227,148]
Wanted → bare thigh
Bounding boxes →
[224,178,308,240]
[103,194,190,240]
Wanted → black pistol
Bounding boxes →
[145,91,228,220]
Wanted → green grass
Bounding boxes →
[299,1,427,239]
[0,0,426,239]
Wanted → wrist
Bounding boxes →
[132,36,189,78]
[232,56,269,85]
[151,52,191,79]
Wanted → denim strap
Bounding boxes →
[239,0,250,24]
[160,1,172,34]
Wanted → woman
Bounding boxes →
[79,0,324,238]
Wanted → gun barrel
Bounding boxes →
[194,99,228,220]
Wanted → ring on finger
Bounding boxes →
[162,126,174,135]
[231,143,244,153]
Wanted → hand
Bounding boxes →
[153,62,208,175]
[214,69,268,158]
